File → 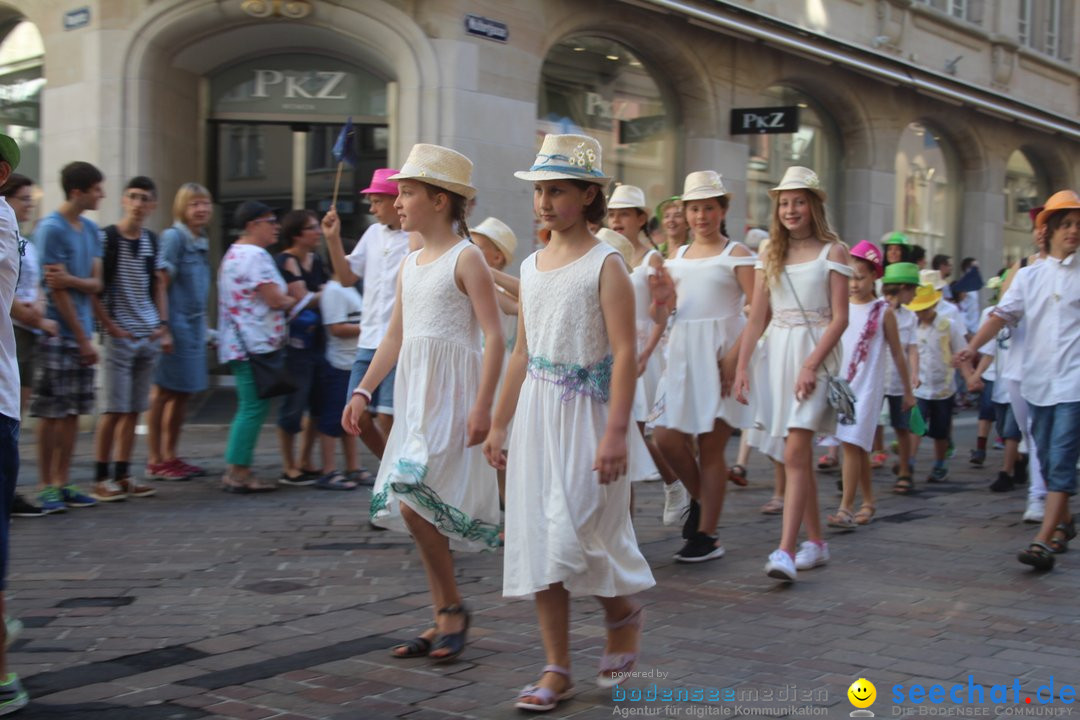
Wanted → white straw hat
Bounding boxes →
[681,171,728,202]
[595,227,634,266]
[608,184,647,211]
[919,269,949,290]
[768,166,826,202]
[469,216,517,260]
[514,134,611,185]
[389,144,476,200]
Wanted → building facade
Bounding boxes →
[2,0,1078,275]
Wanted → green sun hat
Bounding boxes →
[654,195,681,224]
[884,231,909,246]
[881,261,920,286]
[0,133,19,171]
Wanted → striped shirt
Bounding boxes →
[102,226,165,337]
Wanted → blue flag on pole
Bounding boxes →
[332,117,358,166]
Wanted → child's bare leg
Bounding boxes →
[697,421,732,536]
[517,585,572,701]
[654,428,699,498]
[399,504,462,660]
[781,429,818,554]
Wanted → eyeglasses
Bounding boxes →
[253,217,279,225]
[304,224,321,231]
[11,194,32,204]
[125,192,154,202]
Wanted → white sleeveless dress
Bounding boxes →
[630,248,663,424]
[754,242,853,438]
[369,240,502,552]
[833,299,889,451]
[652,242,755,434]
[503,243,656,599]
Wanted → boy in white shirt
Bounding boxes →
[907,283,976,486]
[323,169,409,460]
[959,190,1080,571]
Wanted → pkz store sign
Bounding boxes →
[730,106,799,135]
[211,54,387,119]
[464,14,508,42]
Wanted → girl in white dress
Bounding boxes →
[734,166,852,583]
[483,134,654,712]
[824,241,914,530]
[649,171,755,563]
[606,185,680,505]
[341,144,504,662]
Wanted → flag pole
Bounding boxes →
[331,160,345,207]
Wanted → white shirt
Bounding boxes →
[992,252,1080,407]
[320,280,364,371]
[958,292,980,334]
[884,305,916,396]
[217,243,287,364]
[347,223,409,349]
[0,198,21,419]
[12,237,39,331]
[913,312,967,401]
[937,298,963,331]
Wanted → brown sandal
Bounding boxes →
[854,504,876,525]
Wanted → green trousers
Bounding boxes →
[225,361,269,467]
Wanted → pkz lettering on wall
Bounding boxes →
[730,106,800,135]
[250,70,347,100]
[465,14,509,42]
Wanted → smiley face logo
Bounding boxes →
[848,678,876,709]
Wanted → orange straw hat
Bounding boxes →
[1034,190,1080,230]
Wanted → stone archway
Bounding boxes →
[117,0,440,212]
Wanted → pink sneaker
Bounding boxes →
[173,459,207,477]
[145,460,191,481]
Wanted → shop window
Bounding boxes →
[894,122,956,259]
[1018,0,1070,59]
[537,36,676,213]
[0,20,43,184]
[226,126,265,180]
[1002,150,1048,267]
[745,87,839,235]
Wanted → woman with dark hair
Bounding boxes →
[275,209,327,485]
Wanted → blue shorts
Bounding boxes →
[917,396,954,441]
[886,395,910,432]
[994,402,1021,441]
[316,361,351,438]
[1029,402,1080,496]
[978,379,996,421]
[0,414,18,591]
[347,347,396,415]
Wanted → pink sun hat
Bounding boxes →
[360,168,400,196]
[850,240,883,278]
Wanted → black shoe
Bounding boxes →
[989,471,1015,493]
[674,532,725,563]
[681,500,700,540]
[10,494,44,518]
[1014,455,1029,484]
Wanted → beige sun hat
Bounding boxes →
[768,166,826,202]
[919,268,949,290]
[595,227,634,266]
[514,134,611,185]
[469,216,517,260]
[681,171,728,202]
[389,143,476,200]
[608,184,647,211]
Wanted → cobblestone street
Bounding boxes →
[8,413,1080,719]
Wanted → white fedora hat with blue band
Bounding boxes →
[514,134,611,185]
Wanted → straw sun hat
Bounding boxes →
[390,144,476,200]
[769,166,826,202]
[681,171,728,202]
[515,134,611,185]
[608,184,647,211]
[469,216,517,260]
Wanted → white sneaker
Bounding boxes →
[1023,496,1046,524]
[765,549,797,582]
[794,541,830,570]
[662,481,690,526]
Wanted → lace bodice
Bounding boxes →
[521,242,617,366]
[400,240,479,348]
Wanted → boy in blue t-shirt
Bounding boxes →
[29,161,106,513]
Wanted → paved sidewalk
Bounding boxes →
[8,413,1080,719]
